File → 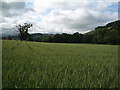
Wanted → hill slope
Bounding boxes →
[83,20,120,44]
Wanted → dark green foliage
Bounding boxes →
[51,32,83,43]
[71,32,83,43]
[83,31,95,43]
[83,20,120,45]
[53,33,72,43]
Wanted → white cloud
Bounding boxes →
[1,0,118,35]
[29,8,117,34]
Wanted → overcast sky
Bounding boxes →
[0,0,119,36]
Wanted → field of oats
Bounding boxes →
[2,40,119,88]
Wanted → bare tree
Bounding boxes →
[16,23,33,41]
[11,23,33,50]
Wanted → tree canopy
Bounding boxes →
[16,23,33,41]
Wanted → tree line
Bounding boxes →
[29,20,120,45]
[5,20,120,45]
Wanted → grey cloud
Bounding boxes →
[2,2,25,10]
[1,1,34,17]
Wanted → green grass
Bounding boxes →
[2,40,119,88]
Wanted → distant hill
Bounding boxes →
[83,20,120,44]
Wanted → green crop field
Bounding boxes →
[2,40,119,88]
